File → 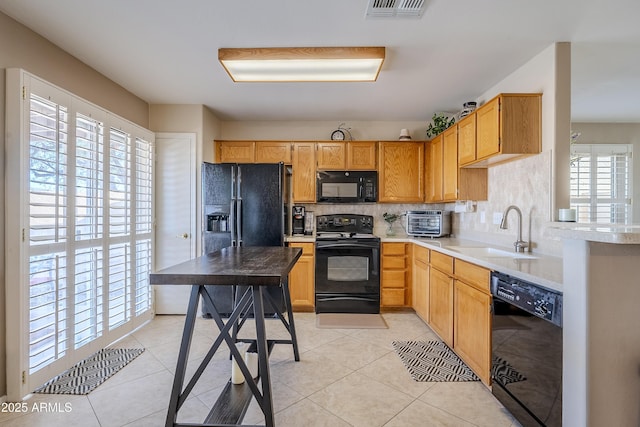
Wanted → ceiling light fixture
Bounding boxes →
[218,47,385,82]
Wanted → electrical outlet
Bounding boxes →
[493,212,503,225]
[480,211,486,223]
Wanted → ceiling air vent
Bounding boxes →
[366,0,429,18]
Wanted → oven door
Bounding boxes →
[315,240,380,313]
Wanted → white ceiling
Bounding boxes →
[1,0,640,123]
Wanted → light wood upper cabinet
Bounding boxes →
[442,126,458,201]
[288,242,315,312]
[378,141,424,203]
[316,142,346,169]
[292,142,316,202]
[475,93,542,165]
[457,113,477,166]
[217,141,255,163]
[316,141,377,170]
[347,141,377,170]
[255,141,292,164]
[425,136,443,202]
[426,129,488,203]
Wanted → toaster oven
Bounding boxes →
[405,210,451,237]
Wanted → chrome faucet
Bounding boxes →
[500,205,528,253]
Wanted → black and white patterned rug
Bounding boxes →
[392,340,479,382]
[34,348,144,395]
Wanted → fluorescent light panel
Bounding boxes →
[219,47,385,82]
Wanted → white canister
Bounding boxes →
[231,343,248,384]
[558,208,577,222]
[244,351,259,379]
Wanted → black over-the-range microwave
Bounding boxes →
[316,170,377,203]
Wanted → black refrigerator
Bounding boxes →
[201,162,287,317]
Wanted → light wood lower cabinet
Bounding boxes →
[411,245,429,322]
[287,242,315,312]
[429,256,454,347]
[454,280,491,384]
[419,250,491,385]
[453,259,491,385]
[381,242,410,307]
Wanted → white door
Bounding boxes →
[154,132,197,314]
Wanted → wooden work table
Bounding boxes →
[150,246,303,427]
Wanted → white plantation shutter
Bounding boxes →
[29,94,68,246]
[134,137,153,315]
[28,94,70,371]
[73,112,105,348]
[75,113,104,241]
[11,72,154,388]
[108,242,131,329]
[570,144,632,224]
[109,128,131,237]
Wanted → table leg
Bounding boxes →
[252,285,275,427]
[281,280,300,361]
[165,285,200,427]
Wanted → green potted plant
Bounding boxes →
[426,113,456,139]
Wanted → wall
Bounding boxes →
[220,120,428,142]
[453,43,571,256]
[570,122,640,223]
[0,11,150,399]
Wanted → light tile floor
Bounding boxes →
[0,312,522,426]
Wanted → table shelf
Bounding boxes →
[205,341,276,425]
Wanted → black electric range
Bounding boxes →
[314,214,381,314]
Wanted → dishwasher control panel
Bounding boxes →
[491,272,563,327]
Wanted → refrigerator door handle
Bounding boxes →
[237,165,243,246]
[237,199,242,246]
[230,166,237,246]
[230,200,236,246]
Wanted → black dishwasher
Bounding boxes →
[491,272,563,427]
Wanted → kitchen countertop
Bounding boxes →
[545,222,640,244]
[285,233,563,293]
[286,234,316,243]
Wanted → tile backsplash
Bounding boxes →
[451,150,562,256]
[294,150,562,256]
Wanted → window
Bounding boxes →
[5,70,154,397]
[570,144,633,224]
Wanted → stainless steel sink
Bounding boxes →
[445,246,539,260]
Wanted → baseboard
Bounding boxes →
[380,306,415,313]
